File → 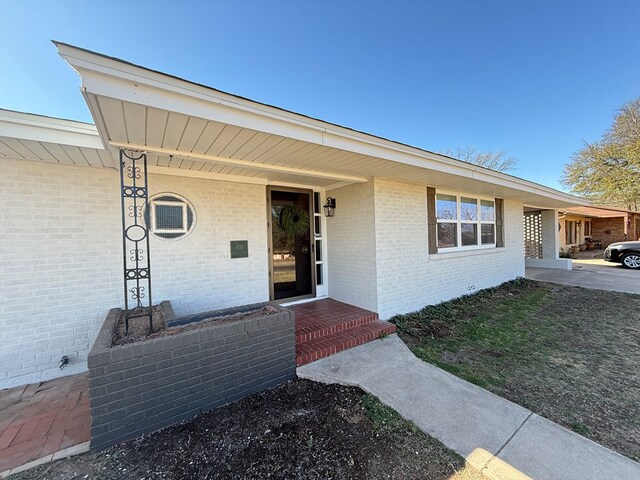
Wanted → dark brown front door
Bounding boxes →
[268,188,314,301]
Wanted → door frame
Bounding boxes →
[267,186,316,302]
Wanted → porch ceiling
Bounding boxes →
[83,93,583,207]
[91,94,371,189]
[56,42,588,208]
[0,134,115,167]
[0,109,115,168]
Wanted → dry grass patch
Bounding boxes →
[392,278,640,462]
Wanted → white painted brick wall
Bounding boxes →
[373,179,430,319]
[372,179,525,319]
[326,182,378,312]
[148,174,268,316]
[2,158,528,387]
[0,158,268,388]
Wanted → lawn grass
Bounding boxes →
[391,278,640,462]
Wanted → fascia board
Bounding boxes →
[0,110,102,149]
[57,43,588,206]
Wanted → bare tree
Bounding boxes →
[444,147,518,173]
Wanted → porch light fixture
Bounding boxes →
[323,197,336,217]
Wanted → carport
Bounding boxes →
[526,258,640,294]
[523,207,573,270]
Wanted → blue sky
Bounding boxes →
[2,1,639,190]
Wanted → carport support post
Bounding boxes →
[541,209,560,260]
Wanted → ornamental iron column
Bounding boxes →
[119,149,153,334]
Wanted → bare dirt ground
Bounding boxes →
[392,278,640,462]
[10,380,485,480]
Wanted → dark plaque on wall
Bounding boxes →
[230,240,248,258]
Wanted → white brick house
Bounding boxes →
[0,43,585,388]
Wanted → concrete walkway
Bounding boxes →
[298,334,640,480]
[526,261,640,294]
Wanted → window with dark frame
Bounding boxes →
[565,220,577,244]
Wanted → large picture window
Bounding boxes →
[436,193,496,249]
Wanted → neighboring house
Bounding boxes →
[559,206,640,250]
[0,42,586,389]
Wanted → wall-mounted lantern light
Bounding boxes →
[323,197,336,217]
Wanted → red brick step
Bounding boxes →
[291,299,397,367]
[295,307,378,344]
[295,319,396,367]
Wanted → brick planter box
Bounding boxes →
[87,301,295,451]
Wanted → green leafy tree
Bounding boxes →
[562,98,640,211]
[445,147,518,172]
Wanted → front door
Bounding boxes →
[268,188,314,301]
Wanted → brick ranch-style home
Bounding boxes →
[559,206,640,251]
[0,42,588,390]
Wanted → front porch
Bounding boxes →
[292,298,396,366]
[0,298,392,473]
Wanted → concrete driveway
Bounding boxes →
[526,258,640,294]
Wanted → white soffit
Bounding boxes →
[0,109,115,167]
[55,42,588,208]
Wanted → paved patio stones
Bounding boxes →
[0,373,90,475]
[298,334,640,480]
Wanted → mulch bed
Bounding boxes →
[10,380,483,480]
[112,305,166,345]
[111,305,277,346]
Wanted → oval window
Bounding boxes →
[146,193,196,240]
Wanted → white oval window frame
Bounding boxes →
[146,192,197,241]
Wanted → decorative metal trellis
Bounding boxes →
[523,211,543,259]
[119,149,153,334]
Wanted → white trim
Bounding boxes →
[109,141,368,184]
[147,193,196,240]
[147,165,268,185]
[0,108,102,149]
[55,42,588,207]
[429,246,506,260]
[435,191,497,252]
[280,295,329,307]
[313,191,329,298]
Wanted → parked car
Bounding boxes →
[604,241,640,269]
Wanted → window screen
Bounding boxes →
[147,194,196,240]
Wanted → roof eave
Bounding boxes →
[0,108,102,149]
[55,41,588,207]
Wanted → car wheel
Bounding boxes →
[621,253,640,269]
